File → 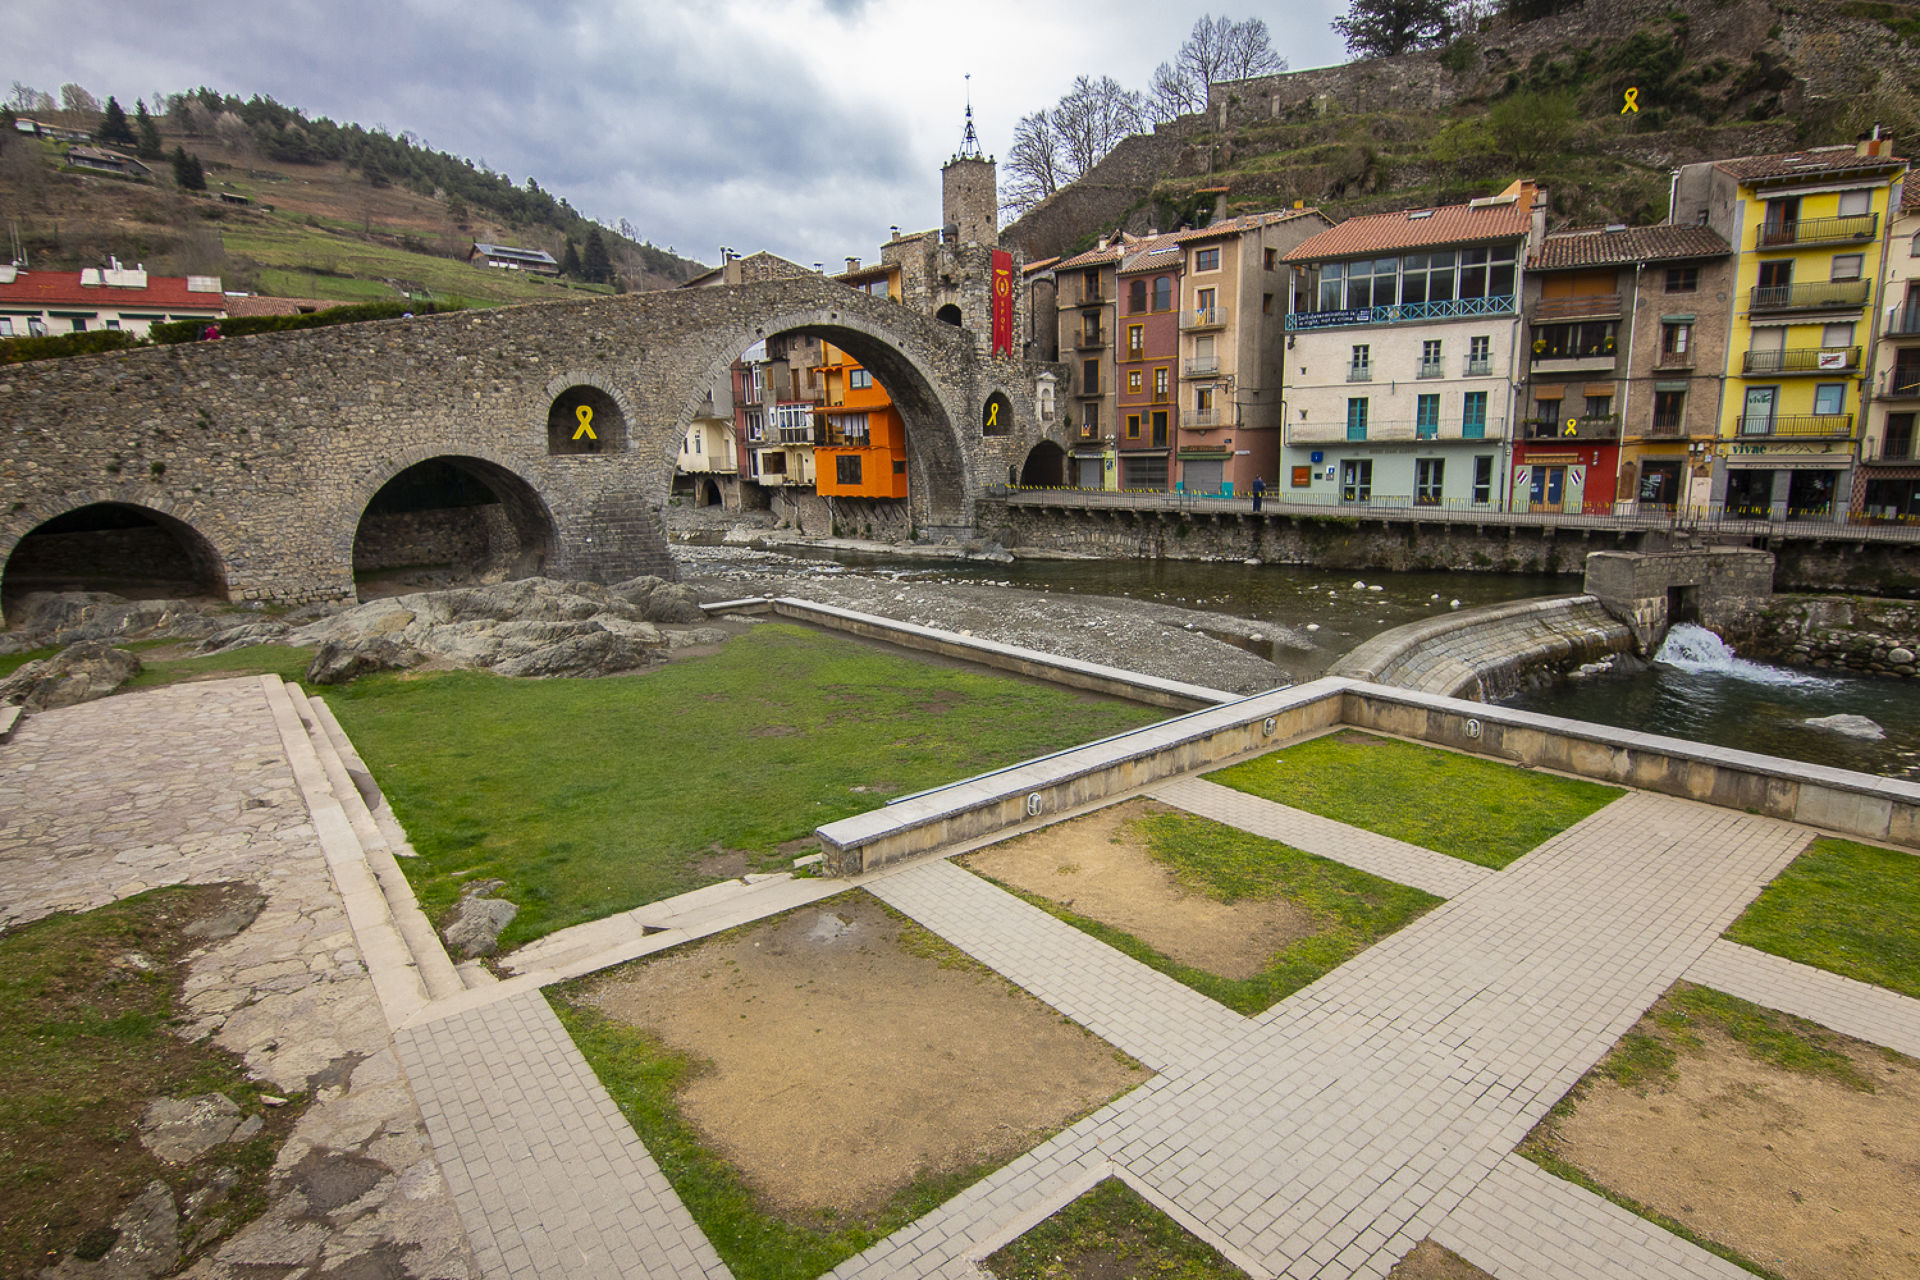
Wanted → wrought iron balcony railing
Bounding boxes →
[1742,346,1862,375]
[1735,413,1855,438]
[1749,280,1871,312]
[1757,212,1879,248]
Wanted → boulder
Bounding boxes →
[610,575,706,623]
[38,1179,180,1279]
[0,642,141,711]
[197,621,292,654]
[15,593,221,645]
[1803,713,1886,740]
[442,880,517,958]
[305,639,418,686]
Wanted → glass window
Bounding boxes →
[1128,324,1144,355]
[1318,261,1344,312]
[1535,398,1562,431]
[1351,343,1370,369]
[1264,248,1277,270]
[1832,254,1865,281]
[1416,394,1440,437]
[1472,455,1493,504]
[1416,458,1444,505]
[1822,323,1855,347]
[1813,382,1846,415]
[1653,390,1685,429]
[849,369,873,389]
[835,455,862,485]
[1346,398,1369,441]
[1128,370,1143,393]
[1585,394,1612,418]
[1665,266,1698,292]
[1838,189,1872,216]
[1662,321,1691,354]
[1462,391,1488,438]
[0,318,10,336]
[1341,459,1372,501]
[1194,247,1221,272]
[1126,414,1139,439]
[1470,335,1490,360]
[1083,359,1099,393]
[1152,276,1172,311]
[1154,367,1169,397]
[1129,278,1147,312]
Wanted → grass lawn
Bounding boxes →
[1207,731,1622,869]
[984,1177,1247,1279]
[122,644,318,692]
[1725,836,1920,1000]
[324,624,1163,948]
[0,885,300,1276]
[978,810,1440,1015]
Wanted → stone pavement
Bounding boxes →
[1686,937,1920,1060]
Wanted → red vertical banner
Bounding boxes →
[991,250,1013,356]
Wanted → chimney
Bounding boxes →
[1858,124,1889,158]
[846,257,860,272]
[889,226,899,239]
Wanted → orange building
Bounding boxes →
[812,342,909,499]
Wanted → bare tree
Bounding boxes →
[1149,15,1287,123]
[1002,109,1067,217]
[1052,75,1146,180]
[214,111,255,161]
[59,83,100,114]
[9,82,56,113]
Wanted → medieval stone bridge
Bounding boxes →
[0,275,1065,610]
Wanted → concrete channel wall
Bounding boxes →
[1327,595,1633,700]
[814,677,1920,875]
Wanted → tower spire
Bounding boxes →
[957,73,982,160]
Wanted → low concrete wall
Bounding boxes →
[1327,595,1631,700]
[813,676,1920,877]
[705,596,1242,713]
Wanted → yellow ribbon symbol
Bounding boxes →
[1565,418,1579,437]
[573,405,597,440]
[1621,87,1639,114]
[985,401,999,429]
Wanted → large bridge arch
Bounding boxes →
[1,494,232,620]
[338,447,561,598]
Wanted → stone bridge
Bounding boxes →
[0,275,1065,610]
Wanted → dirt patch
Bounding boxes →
[960,799,1320,980]
[1531,995,1920,1280]
[575,893,1148,1222]
[1386,1239,1495,1279]
[690,846,749,879]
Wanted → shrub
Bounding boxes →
[148,298,465,345]
[0,329,143,365]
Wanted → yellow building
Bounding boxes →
[1673,137,1906,518]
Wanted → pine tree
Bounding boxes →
[560,239,582,277]
[1331,0,1453,58]
[134,99,163,159]
[172,145,206,190]
[582,228,612,284]
[98,96,135,147]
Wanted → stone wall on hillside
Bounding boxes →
[1002,129,1197,262]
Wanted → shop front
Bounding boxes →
[1509,442,1619,514]
[1714,440,1853,520]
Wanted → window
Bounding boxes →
[1264,248,1277,270]
[1196,386,1213,412]
[1127,414,1141,440]
[1662,321,1691,356]
[760,450,786,475]
[105,319,120,330]
[1084,268,1102,299]
[1151,409,1169,445]
[70,318,87,333]
[1419,339,1443,377]
[1318,262,1345,311]
[1350,343,1371,380]
[1532,322,1616,359]
[1415,458,1444,505]
[835,455,862,485]
[1346,398,1369,441]
[1398,251,1455,306]
[1758,260,1793,289]
[1813,382,1846,416]
[1127,323,1144,355]
[1462,391,1487,439]
[1340,459,1373,502]
[28,317,48,337]
[1535,398,1562,433]
[1838,189,1872,216]
[1472,455,1493,504]
[0,319,11,336]
[1085,404,1099,431]
[1339,257,1399,309]
[1653,390,1685,430]
[691,431,702,454]
[1129,279,1147,312]
[1152,276,1172,311]
[1083,359,1100,394]
[1665,266,1699,292]
[1194,247,1221,272]
[1196,287,1217,320]
[1821,322,1856,347]
[1154,367,1169,400]
[1585,394,1612,419]
[1128,370,1144,393]
[1886,413,1916,459]
[893,460,907,474]
[1082,312,1101,343]
[849,369,873,389]
[1416,394,1440,438]
[1468,335,1491,366]
[1832,254,1864,282]
[1456,244,1517,300]
[1352,343,1371,367]
[1262,292,1274,315]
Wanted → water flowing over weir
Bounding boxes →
[1653,623,1841,690]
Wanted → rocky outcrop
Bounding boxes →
[292,577,671,684]
[5,593,225,648]
[0,642,142,711]
[442,880,517,958]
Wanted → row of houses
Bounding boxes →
[1027,133,1920,521]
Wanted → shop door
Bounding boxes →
[1529,466,1566,511]
[1181,458,1225,495]
[1787,469,1835,518]
[1639,462,1682,507]
[1076,457,1103,489]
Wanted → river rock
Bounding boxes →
[0,642,142,711]
[39,1179,180,1279]
[442,880,517,958]
[1803,713,1886,740]
[198,621,293,654]
[1891,647,1916,665]
[609,575,706,623]
[138,1093,256,1163]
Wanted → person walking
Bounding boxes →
[1250,473,1266,513]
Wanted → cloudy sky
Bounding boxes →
[9,1,1350,270]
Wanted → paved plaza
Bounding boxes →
[5,676,1920,1279]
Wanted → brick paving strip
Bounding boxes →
[1684,937,1920,1060]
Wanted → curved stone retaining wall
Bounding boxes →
[1742,595,1920,678]
[1327,595,1632,701]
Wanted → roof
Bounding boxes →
[1284,193,1536,263]
[1713,145,1907,184]
[1177,208,1330,244]
[0,270,226,312]
[66,146,147,169]
[470,242,559,266]
[221,294,346,318]
[1119,244,1183,274]
[1021,256,1061,276]
[1529,224,1731,269]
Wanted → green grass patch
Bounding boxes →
[324,625,1162,948]
[123,644,318,691]
[1656,984,1876,1092]
[974,810,1440,1015]
[0,885,304,1276]
[1207,732,1622,868]
[1724,836,1920,1000]
[0,647,58,679]
[984,1177,1247,1279]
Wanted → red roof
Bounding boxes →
[1713,145,1906,184]
[222,294,346,317]
[1529,224,1730,269]
[1284,193,1536,263]
[0,271,225,312]
[1177,208,1330,243]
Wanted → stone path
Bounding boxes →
[14,677,1920,1280]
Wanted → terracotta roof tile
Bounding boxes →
[1529,224,1730,269]
[222,294,346,317]
[1178,208,1329,242]
[0,271,225,311]
[1283,196,1534,263]
[1714,145,1907,183]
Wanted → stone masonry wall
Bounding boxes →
[1739,595,1920,677]
[350,506,514,573]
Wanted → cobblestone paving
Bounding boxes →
[1686,937,1920,1060]
[1,680,474,1279]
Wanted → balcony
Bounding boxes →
[1863,435,1919,462]
[1292,417,1503,444]
[1347,362,1373,382]
[1462,356,1493,377]
[1735,413,1856,439]
[1076,383,1102,398]
[1653,347,1696,370]
[1749,280,1871,313]
[1285,293,1516,332]
[1076,288,1106,307]
[1741,345,1862,375]
[1888,308,1920,337]
[1415,358,1445,379]
[1639,419,1688,439]
[1187,407,1220,427]
[1757,212,1879,248]
[1185,304,1228,329]
[1884,369,1920,398]
[1524,414,1620,441]
[776,426,815,445]
[1185,357,1220,377]
[1074,329,1106,349]
[1529,293,1623,322]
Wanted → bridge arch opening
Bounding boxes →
[548,385,626,455]
[351,456,557,599]
[934,304,963,327]
[1019,441,1068,488]
[2,503,228,622]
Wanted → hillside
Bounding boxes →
[1006,0,1920,259]
[0,90,707,306]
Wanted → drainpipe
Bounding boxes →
[1622,260,1643,512]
